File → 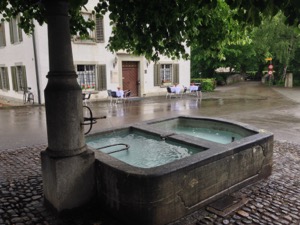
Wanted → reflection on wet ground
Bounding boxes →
[1,81,300,149]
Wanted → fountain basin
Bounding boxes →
[87,116,273,225]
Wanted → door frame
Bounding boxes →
[116,54,145,97]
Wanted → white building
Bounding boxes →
[0,4,190,104]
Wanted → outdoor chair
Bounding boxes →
[107,90,122,104]
[82,93,91,106]
[197,85,202,98]
[123,90,131,103]
[166,86,175,99]
[179,87,187,98]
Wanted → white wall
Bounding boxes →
[144,55,191,97]
[0,1,191,103]
[0,21,37,102]
[33,22,49,104]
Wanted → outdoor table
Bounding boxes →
[190,86,198,92]
[170,86,181,94]
[116,90,124,98]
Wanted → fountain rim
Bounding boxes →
[89,116,273,176]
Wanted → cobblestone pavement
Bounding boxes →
[1,141,300,225]
[1,82,300,224]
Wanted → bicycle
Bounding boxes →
[22,87,34,104]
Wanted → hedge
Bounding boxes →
[191,78,216,91]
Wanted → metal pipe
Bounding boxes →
[97,143,130,154]
[32,24,41,104]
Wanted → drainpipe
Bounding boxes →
[32,26,41,104]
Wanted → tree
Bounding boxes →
[251,12,300,81]
[2,0,300,212]
[190,0,255,78]
[1,0,220,61]
[2,0,300,61]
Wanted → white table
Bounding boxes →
[170,86,181,94]
[189,85,202,98]
[190,86,198,92]
[116,90,124,98]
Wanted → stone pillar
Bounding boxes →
[285,73,293,88]
[41,0,95,212]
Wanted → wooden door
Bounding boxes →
[122,61,139,96]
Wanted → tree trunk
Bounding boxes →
[282,65,287,81]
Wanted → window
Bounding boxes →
[0,67,9,90]
[11,65,27,92]
[77,65,96,89]
[161,64,172,83]
[9,15,23,44]
[95,17,104,42]
[154,64,179,86]
[73,13,104,43]
[76,64,107,91]
[0,22,6,47]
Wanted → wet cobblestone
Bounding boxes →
[0,141,300,224]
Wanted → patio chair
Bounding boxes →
[82,93,91,106]
[123,90,131,103]
[179,87,187,98]
[197,84,202,98]
[107,90,122,104]
[166,86,175,99]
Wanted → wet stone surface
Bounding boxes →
[0,141,300,225]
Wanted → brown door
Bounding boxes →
[122,61,139,96]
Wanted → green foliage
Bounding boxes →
[0,0,93,35]
[190,0,258,79]
[253,13,299,65]
[251,12,300,80]
[291,70,300,87]
[245,71,261,81]
[225,0,300,26]
[0,0,45,34]
[98,0,225,61]
[192,10,300,82]
[191,78,216,91]
[1,0,300,62]
[215,73,231,85]
[216,76,225,85]
[274,79,285,87]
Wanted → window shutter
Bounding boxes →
[4,67,9,90]
[96,64,107,90]
[154,64,160,86]
[11,67,17,91]
[172,64,179,84]
[95,17,104,43]
[17,16,23,42]
[0,70,3,89]
[22,66,27,90]
[0,22,6,47]
[3,23,6,46]
[18,18,23,42]
[9,19,14,44]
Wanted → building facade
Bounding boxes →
[0,3,190,104]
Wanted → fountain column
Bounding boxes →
[40,0,95,212]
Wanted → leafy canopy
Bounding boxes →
[1,0,300,61]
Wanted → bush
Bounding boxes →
[292,71,300,87]
[191,78,216,91]
[215,74,226,85]
[294,80,300,86]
